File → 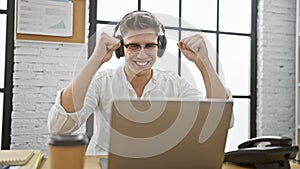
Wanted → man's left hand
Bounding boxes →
[177,34,209,66]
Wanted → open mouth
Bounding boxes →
[135,61,150,66]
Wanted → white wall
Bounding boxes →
[257,0,296,140]
[11,42,88,152]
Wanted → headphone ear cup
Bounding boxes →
[157,35,167,57]
[114,35,124,59]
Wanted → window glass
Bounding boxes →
[141,0,179,27]
[219,34,250,96]
[97,23,115,38]
[226,98,250,152]
[182,0,217,30]
[97,0,137,21]
[0,0,7,10]
[0,15,6,89]
[0,93,3,149]
[219,0,251,33]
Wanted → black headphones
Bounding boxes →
[113,10,167,59]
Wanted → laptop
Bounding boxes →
[101,98,233,169]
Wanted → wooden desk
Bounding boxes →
[39,155,300,169]
[40,155,105,169]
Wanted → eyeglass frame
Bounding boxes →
[123,43,159,54]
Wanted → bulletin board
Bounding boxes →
[16,0,86,44]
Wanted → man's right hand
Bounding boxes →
[91,32,121,66]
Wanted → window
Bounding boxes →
[90,0,256,151]
[0,1,7,10]
[1,0,14,149]
[0,15,7,89]
[0,14,6,149]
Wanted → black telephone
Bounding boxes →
[224,136,299,169]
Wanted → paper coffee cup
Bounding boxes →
[48,134,88,169]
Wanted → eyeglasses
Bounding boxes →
[124,43,158,54]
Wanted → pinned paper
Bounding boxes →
[17,0,73,37]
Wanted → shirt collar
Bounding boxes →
[117,65,132,89]
[151,68,158,84]
[118,65,159,94]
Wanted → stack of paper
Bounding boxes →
[0,150,44,169]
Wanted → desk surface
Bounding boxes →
[39,155,300,169]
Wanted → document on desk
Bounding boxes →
[17,0,73,37]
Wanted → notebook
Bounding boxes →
[103,98,233,169]
[0,150,34,165]
[0,150,44,169]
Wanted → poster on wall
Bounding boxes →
[17,0,73,37]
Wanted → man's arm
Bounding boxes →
[62,33,120,113]
[177,34,228,99]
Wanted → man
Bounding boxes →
[48,11,231,155]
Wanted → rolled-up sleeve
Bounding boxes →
[48,89,82,134]
[48,84,97,135]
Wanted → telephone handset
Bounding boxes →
[224,136,299,169]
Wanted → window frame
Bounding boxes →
[250,0,257,137]
[0,0,257,149]
[88,0,258,138]
[1,0,14,150]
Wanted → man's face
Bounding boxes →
[123,29,158,78]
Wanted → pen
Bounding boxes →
[32,152,44,169]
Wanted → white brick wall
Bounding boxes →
[11,41,88,152]
[257,0,296,140]
[10,1,89,153]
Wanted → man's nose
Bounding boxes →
[136,48,147,59]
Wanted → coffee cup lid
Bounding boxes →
[49,134,89,146]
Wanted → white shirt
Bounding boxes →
[48,65,215,155]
